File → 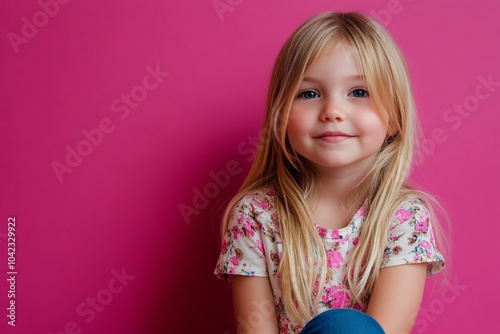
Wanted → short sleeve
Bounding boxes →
[214,191,280,280]
[381,199,445,275]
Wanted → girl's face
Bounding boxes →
[287,45,388,175]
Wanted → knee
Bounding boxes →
[300,309,385,334]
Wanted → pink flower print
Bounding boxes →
[323,285,351,308]
[232,227,244,240]
[416,218,428,232]
[395,209,412,223]
[420,240,431,249]
[358,205,366,217]
[322,289,330,303]
[331,286,351,308]
[271,213,278,221]
[327,250,344,269]
[331,229,340,239]
[229,256,239,266]
[339,237,348,245]
[256,239,265,255]
[221,239,228,253]
[261,200,270,210]
[390,234,400,241]
[266,188,275,196]
[353,237,359,246]
[318,227,327,238]
[243,220,255,237]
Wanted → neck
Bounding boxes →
[312,159,373,206]
[307,163,371,230]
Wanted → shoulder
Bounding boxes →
[383,196,445,274]
[388,197,433,239]
[227,186,281,238]
[232,187,279,222]
[395,197,428,211]
[215,187,282,278]
[237,186,277,206]
[391,197,429,224]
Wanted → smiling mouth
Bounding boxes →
[314,131,354,143]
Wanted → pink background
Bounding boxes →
[1,0,499,333]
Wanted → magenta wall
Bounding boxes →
[1,0,499,333]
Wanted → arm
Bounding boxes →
[231,275,279,334]
[366,263,427,334]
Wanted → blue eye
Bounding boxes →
[298,90,319,99]
[349,88,369,98]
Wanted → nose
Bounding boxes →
[320,99,346,122]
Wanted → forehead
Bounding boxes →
[304,42,364,80]
[323,40,359,60]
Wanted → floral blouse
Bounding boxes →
[214,188,445,333]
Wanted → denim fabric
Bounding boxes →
[300,309,385,334]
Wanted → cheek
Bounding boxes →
[358,113,388,143]
[287,106,303,123]
[286,111,309,147]
[287,109,305,132]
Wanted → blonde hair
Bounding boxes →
[220,11,447,326]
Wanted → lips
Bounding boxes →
[314,131,354,143]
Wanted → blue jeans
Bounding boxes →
[300,309,385,334]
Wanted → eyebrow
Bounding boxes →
[302,75,365,82]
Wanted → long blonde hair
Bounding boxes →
[220,11,446,326]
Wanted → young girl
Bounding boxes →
[214,11,446,334]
